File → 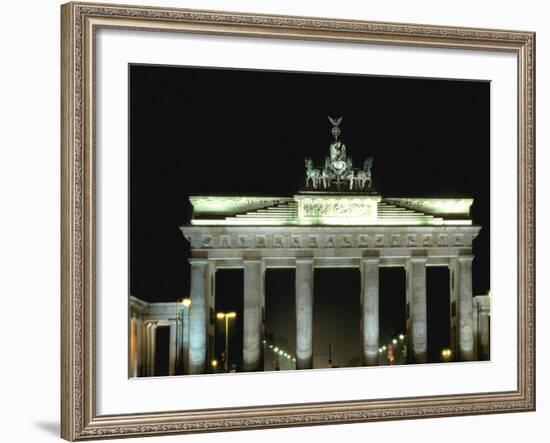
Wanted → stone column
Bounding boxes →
[168,320,177,376]
[295,258,314,369]
[145,322,156,377]
[135,319,143,377]
[407,257,428,364]
[145,323,152,376]
[129,317,137,377]
[475,295,491,360]
[140,321,148,377]
[182,303,191,374]
[150,323,157,377]
[361,257,380,366]
[243,258,264,372]
[449,259,459,360]
[457,255,475,361]
[188,258,210,374]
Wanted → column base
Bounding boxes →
[296,358,313,370]
[243,361,262,372]
[413,352,427,364]
[364,354,379,366]
[459,350,476,362]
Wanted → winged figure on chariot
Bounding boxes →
[304,116,373,191]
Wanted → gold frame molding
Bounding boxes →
[61,2,536,440]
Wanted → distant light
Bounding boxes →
[392,339,398,345]
[279,350,284,355]
[227,312,237,318]
[211,359,218,368]
[399,334,405,341]
[273,347,279,352]
[269,345,273,349]
[378,348,383,353]
[216,312,225,319]
[262,340,266,344]
[293,358,296,362]
[441,348,452,359]
[182,298,191,308]
[382,345,387,351]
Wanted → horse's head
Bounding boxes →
[305,158,312,168]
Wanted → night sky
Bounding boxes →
[130,64,490,369]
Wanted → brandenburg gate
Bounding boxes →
[129,117,488,377]
[180,193,482,374]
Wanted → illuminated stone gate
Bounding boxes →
[128,117,490,377]
[179,194,483,374]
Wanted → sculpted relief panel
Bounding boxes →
[296,196,381,225]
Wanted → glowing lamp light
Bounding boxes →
[378,348,383,353]
[182,298,191,308]
[273,347,279,352]
[392,339,398,345]
[382,345,387,351]
[279,350,284,355]
[217,311,237,319]
[211,359,218,368]
[399,334,405,340]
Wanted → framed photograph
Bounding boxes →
[61,1,535,440]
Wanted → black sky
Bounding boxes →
[130,64,490,367]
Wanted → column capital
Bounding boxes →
[242,255,262,263]
[188,257,210,265]
[361,250,380,259]
[295,251,314,263]
[295,257,314,264]
[474,294,491,310]
[409,256,428,263]
[361,256,380,264]
[457,254,475,263]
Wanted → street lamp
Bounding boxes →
[217,311,237,372]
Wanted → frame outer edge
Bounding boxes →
[60,1,536,439]
[526,31,536,410]
[61,2,77,441]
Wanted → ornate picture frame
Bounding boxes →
[61,2,535,440]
